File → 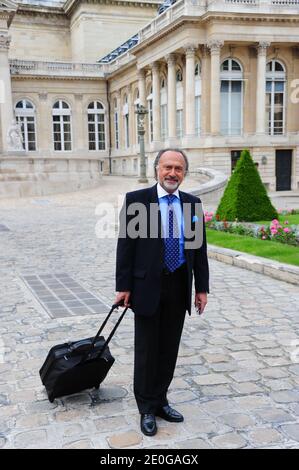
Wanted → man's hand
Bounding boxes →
[115,291,131,308]
[194,292,207,315]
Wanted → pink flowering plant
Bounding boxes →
[205,210,299,246]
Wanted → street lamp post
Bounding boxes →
[135,104,148,183]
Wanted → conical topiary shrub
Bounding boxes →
[216,149,278,222]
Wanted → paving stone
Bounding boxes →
[14,430,48,449]
[211,432,247,449]
[234,395,272,411]
[228,370,261,383]
[259,368,289,379]
[62,424,84,437]
[94,416,128,432]
[63,439,94,449]
[249,428,284,446]
[175,438,212,449]
[230,382,264,395]
[193,374,231,386]
[16,414,49,428]
[280,424,299,442]
[0,434,7,449]
[255,408,296,424]
[201,353,231,363]
[218,413,255,429]
[289,365,299,376]
[107,431,143,449]
[270,391,299,404]
[167,389,198,403]
[183,417,228,435]
[201,385,234,396]
[264,379,294,391]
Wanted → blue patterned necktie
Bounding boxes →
[164,194,181,272]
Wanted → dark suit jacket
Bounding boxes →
[116,184,209,316]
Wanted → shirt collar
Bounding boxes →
[157,183,180,200]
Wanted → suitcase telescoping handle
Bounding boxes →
[81,300,129,363]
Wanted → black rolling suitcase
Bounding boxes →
[39,302,128,402]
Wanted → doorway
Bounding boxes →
[275,149,292,191]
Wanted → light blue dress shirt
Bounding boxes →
[157,183,186,267]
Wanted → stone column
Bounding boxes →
[207,39,223,135]
[74,93,84,153]
[38,93,52,153]
[116,90,121,150]
[0,34,14,153]
[152,61,161,142]
[137,69,146,107]
[256,41,270,134]
[166,53,177,139]
[200,45,209,136]
[185,45,196,137]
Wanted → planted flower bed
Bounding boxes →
[205,209,299,247]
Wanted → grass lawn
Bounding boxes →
[206,228,299,267]
[255,214,299,225]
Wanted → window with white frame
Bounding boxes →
[176,69,183,138]
[266,60,286,135]
[220,59,243,135]
[123,94,129,148]
[147,86,153,142]
[160,78,168,140]
[88,101,106,150]
[15,99,37,151]
[195,62,201,136]
[114,98,119,149]
[52,100,72,151]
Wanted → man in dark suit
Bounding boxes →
[115,149,209,436]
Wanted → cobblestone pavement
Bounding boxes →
[0,176,299,449]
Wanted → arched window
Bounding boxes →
[266,60,286,135]
[195,61,202,136]
[52,100,72,151]
[220,58,243,135]
[176,68,183,138]
[123,94,129,148]
[87,101,106,150]
[147,85,153,142]
[15,99,36,151]
[113,98,119,149]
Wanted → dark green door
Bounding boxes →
[276,149,292,191]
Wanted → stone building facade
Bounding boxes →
[1,0,299,196]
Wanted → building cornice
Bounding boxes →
[132,12,299,57]
[64,0,161,17]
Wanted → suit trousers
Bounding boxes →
[133,263,188,414]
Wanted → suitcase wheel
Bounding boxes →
[94,384,100,390]
[49,395,55,403]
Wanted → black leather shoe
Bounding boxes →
[140,413,157,436]
[156,405,184,422]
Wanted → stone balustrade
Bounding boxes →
[9,60,106,78]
